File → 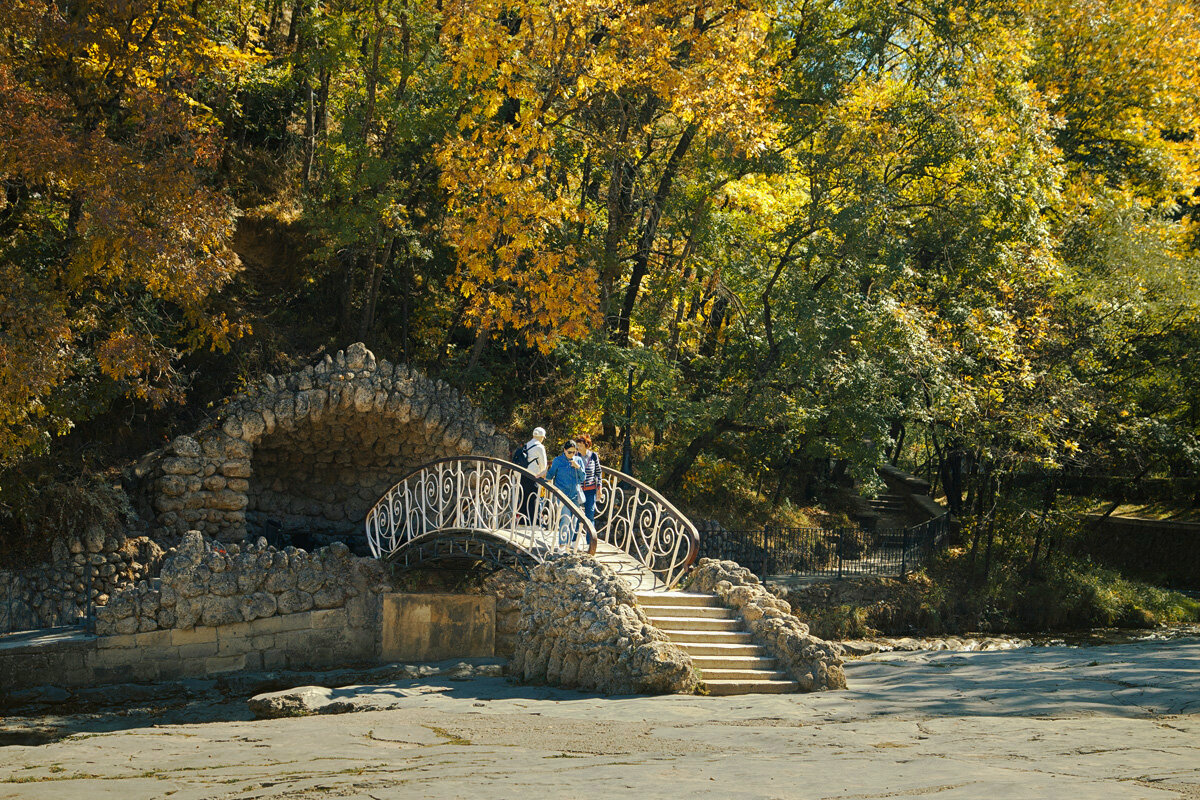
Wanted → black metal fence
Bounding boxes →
[698,514,951,580]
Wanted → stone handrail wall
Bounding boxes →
[509,553,698,694]
[141,343,511,545]
[685,558,846,692]
[94,531,388,636]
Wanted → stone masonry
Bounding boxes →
[94,531,388,636]
[1,528,163,633]
[685,558,847,692]
[509,554,698,695]
[140,343,511,545]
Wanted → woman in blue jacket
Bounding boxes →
[545,440,586,548]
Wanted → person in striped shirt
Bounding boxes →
[576,434,602,537]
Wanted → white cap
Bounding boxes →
[532,426,546,438]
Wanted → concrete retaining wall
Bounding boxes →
[0,589,515,695]
[1,601,383,692]
[381,594,494,661]
[1080,515,1200,589]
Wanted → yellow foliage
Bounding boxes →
[434,0,775,351]
[0,0,251,462]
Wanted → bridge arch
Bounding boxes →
[143,344,510,547]
[367,457,700,589]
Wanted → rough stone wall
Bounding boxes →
[141,343,511,545]
[509,554,698,695]
[481,570,525,657]
[685,558,847,692]
[0,529,163,634]
[94,531,388,636]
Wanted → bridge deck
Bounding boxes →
[481,529,665,592]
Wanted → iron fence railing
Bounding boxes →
[698,514,951,580]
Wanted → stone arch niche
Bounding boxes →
[145,344,510,550]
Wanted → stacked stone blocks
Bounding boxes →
[145,342,511,542]
[94,531,387,637]
[86,605,378,685]
[0,528,162,634]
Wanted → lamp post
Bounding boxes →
[621,368,634,476]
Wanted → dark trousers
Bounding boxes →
[519,477,538,524]
[582,488,597,544]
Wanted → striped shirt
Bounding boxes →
[580,450,602,490]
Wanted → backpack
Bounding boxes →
[511,442,534,470]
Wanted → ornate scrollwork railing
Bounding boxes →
[593,465,700,588]
[365,456,597,563]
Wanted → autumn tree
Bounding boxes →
[434,0,776,360]
[0,0,253,464]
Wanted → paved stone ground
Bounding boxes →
[1,638,1198,799]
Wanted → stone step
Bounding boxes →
[661,629,756,645]
[635,591,722,608]
[647,615,744,632]
[690,654,779,671]
[699,668,792,682]
[639,604,737,619]
[705,679,800,696]
[670,641,767,657]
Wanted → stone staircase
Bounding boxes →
[866,491,909,517]
[636,591,798,696]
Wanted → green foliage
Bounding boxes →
[795,548,1200,639]
[911,541,1200,634]
[670,455,821,529]
[797,604,876,642]
[2,0,1199,562]
[0,470,132,565]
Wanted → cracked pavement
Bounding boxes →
[1,638,1198,799]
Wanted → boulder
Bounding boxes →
[247,686,357,719]
[200,595,241,627]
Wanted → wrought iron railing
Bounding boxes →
[364,457,701,588]
[594,466,700,588]
[365,456,597,562]
[699,514,951,580]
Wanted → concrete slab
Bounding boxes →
[381,593,495,661]
[0,639,1197,798]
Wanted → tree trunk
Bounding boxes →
[357,235,397,342]
[1028,476,1057,572]
[286,0,305,46]
[661,420,731,492]
[301,81,316,190]
[615,123,698,346]
[465,321,492,374]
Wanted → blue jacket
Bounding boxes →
[545,453,585,501]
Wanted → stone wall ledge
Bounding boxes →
[0,628,96,657]
[1,607,381,694]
